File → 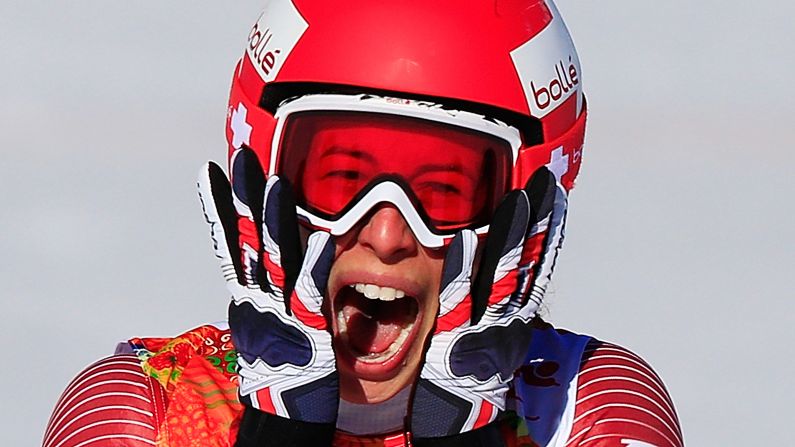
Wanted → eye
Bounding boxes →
[416,181,462,196]
[323,169,363,181]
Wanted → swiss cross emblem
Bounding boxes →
[547,147,569,181]
[230,103,252,149]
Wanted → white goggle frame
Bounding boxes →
[269,93,523,248]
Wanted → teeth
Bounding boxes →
[364,284,380,299]
[379,287,396,300]
[350,283,408,301]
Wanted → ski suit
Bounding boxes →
[43,319,683,447]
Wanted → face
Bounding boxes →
[327,207,444,403]
[298,119,495,403]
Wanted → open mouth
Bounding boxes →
[334,282,421,377]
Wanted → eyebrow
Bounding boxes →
[319,146,377,164]
[319,146,480,184]
[412,163,479,184]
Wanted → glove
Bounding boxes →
[409,167,565,439]
[197,148,338,425]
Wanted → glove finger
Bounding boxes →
[435,230,477,333]
[470,190,530,325]
[231,148,269,288]
[526,179,568,310]
[197,161,244,286]
[291,231,335,330]
[507,166,558,311]
[230,148,266,220]
[488,166,559,311]
[525,166,557,230]
[260,175,303,315]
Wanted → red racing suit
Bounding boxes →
[43,319,683,447]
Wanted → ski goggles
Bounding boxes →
[269,94,522,248]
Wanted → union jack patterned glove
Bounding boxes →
[410,167,566,438]
[198,148,338,424]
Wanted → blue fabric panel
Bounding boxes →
[512,325,591,446]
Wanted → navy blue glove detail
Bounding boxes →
[449,318,534,382]
[439,230,467,293]
[526,166,556,226]
[261,173,303,314]
[229,301,313,367]
[309,239,335,298]
[411,380,472,437]
[282,372,340,423]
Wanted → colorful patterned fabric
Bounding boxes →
[129,324,243,447]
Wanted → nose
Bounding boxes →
[356,204,418,263]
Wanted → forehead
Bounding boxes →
[297,111,504,168]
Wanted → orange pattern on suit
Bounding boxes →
[130,325,243,447]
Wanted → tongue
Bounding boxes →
[348,312,403,354]
[342,299,406,355]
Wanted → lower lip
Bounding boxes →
[334,305,423,381]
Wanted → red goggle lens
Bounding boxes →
[278,111,512,232]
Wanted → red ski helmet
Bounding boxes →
[225,0,586,246]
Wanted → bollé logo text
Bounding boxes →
[531,56,579,111]
[248,22,281,76]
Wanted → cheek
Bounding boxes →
[422,249,446,309]
[330,231,361,274]
[325,232,367,301]
[427,253,445,287]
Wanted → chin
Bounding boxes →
[328,271,437,403]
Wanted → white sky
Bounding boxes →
[1,1,793,444]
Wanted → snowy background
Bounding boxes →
[2,0,793,444]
